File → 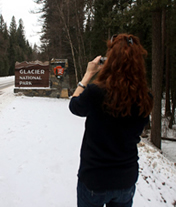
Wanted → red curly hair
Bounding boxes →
[94,33,153,117]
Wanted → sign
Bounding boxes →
[50,58,68,79]
[15,62,49,87]
[50,58,68,68]
[54,66,64,76]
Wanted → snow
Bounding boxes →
[0,76,15,111]
[135,142,176,206]
[0,76,176,207]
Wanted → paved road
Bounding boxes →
[0,80,14,90]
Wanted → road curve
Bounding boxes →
[0,81,14,90]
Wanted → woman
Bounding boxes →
[69,33,153,207]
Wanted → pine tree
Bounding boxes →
[17,19,26,50]
[8,16,17,75]
[0,15,9,76]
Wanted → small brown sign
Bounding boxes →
[15,62,49,87]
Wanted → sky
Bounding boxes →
[0,0,42,46]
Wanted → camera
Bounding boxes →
[99,57,107,65]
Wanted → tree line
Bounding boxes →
[0,1,175,149]
[35,0,176,149]
[0,15,39,76]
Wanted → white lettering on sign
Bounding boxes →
[19,69,45,75]
[19,81,32,86]
[19,76,42,80]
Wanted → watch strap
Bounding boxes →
[77,82,86,89]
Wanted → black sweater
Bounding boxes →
[69,84,149,191]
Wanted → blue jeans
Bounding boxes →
[77,180,135,207]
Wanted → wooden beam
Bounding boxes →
[161,137,176,142]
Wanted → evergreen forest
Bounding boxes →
[0,15,40,76]
[1,0,176,148]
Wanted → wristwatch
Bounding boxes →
[77,82,86,89]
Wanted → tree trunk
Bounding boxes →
[165,2,171,116]
[56,1,79,84]
[165,36,171,116]
[169,90,176,128]
[151,10,162,149]
[161,7,165,77]
[74,0,84,78]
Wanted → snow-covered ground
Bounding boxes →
[0,76,176,207]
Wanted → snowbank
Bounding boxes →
[0,86,176,206]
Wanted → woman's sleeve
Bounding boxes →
[69,86,92,117]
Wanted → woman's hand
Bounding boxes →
[86,56,102,75]
[71,56,102,97]
[81,56,102,86]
